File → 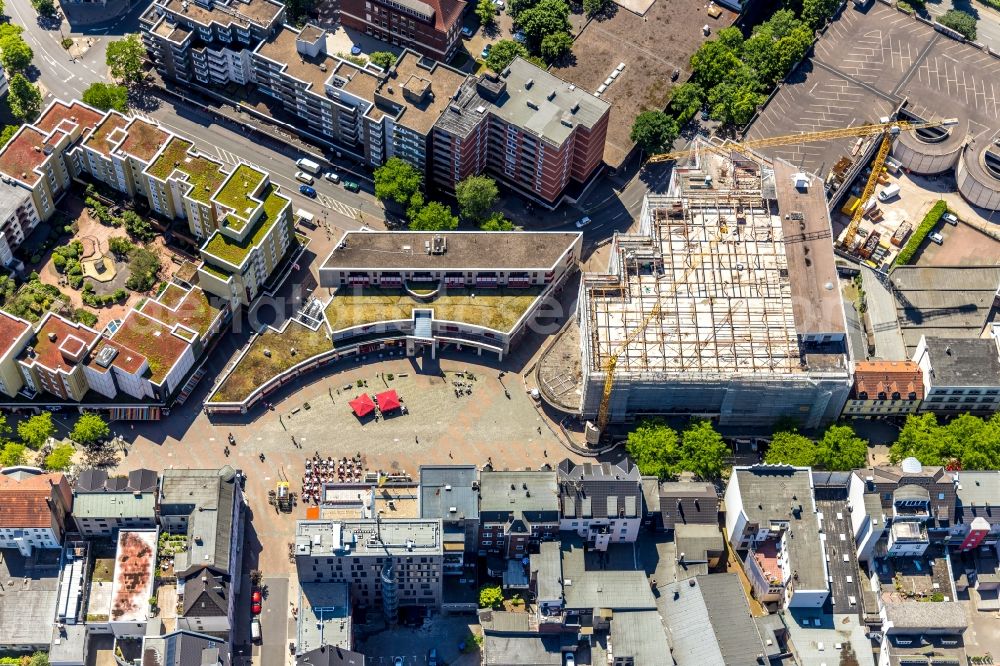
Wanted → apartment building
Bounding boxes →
[432,58,610,206]
[140,0,285,86]
[144,136,231,240]
[843,360,924,419]
[479,470,559,558]
[419,465,479,576]
[950,471,1000,551]
[75,112,170,204]
[159,466,245,647]
[914,335,1000,415]
[71,468,159,537]
[0,467,73,556]
[556,458,642,550]
[196,163,294,307]
[294,519,444,619]
[0,310,33,398]
[0,100,103,224]
[0,179,41,268]
[658,479,719,532]
[340,0,466,60]
[16,313,101,401]
[724,465,829,610]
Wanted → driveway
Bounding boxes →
[256,576,290,666]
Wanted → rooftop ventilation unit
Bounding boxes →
[95,346,119,369]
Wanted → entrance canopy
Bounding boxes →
[349,394,376,417]
[375,389,401,412]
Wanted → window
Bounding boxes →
[938,493,946,500]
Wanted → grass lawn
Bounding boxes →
[325,287,543,332]
[92,558,115,582]
[211,320,332,403]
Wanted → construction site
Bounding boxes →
[536,147,853,432]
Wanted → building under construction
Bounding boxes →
[576,148,851,429]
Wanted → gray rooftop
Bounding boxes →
[297,646,366,666]
[730,466,827,592]
[674,523,724,572]
[491,58,609,146]
[49,623,87,665]
[72,491,156,519]
[297,583,351,656]
[884,601,968,632]
[479,610,574,666]
[557,458,641,521]
[480,470,559,527]
[0,549,60,649]
[530,541,562,603]
[419,465,479,521]
[160,467,239,575]
[321,231,580,272]
[661,574,765,666]
[957,471,1000,524]
[142,629,230,666]
[560,536,655,611]
[609,610,672,666]
[921,337,1000,387]
[294,519,443,557]
[0,180,26,227]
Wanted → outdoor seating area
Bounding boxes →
[301,454,365,504]
[348,389,407,420]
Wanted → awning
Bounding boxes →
[349,394,376,417]
[375,389,401,412]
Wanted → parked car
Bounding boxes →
[343,180,360,193]
[427,648,439,666]
[942,212,958,225]
[299,184,317,197]
[392,659,403,666]
[575,216,592,228]
[481,44,492,58]
[324,171,340,183]
[351,43,363,55]
[513,30,526,43]
[461,26,474,37]
[700,108,710,121]
[251,590,262,603]
[494,0,505,7]
[251,602,262,615]
[928,231,944,245]
[250,618,261,643]
[295,171,314,184]
[564,653,575,666]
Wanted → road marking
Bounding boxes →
[316,193,359,220]
[63,75,74,83]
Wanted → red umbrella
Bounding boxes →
[349,394,376,417]
[375,389,401,412]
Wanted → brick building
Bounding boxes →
[843,360,924,418]
[478,470,559,558]
[340,0,466,60]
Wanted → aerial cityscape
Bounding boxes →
[0,0,998,662]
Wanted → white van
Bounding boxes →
[251,618,261,643]
[877,184,901,202]
[295,171,315,185]
[296,157,322,174]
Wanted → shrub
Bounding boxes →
[68,274,83,289]
[895,200,947,265]
[61,37,74,49]
[113,288,127,301]
[74,308,98,327]
[479,584,503,609]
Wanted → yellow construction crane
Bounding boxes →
[591,116,959,438]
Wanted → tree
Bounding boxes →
[455,175,499,222]
[707,81,764,127]
[0,0,5,16]
[480,212,515,230]
[18,412,55,449]
[0,23,22,40]
[764,430,816,467]
[583,0,610,17]
[476,0,497,26]
[0,34,33,72]
[669,82,704,125]
[0,442,27,467]
[680,420,728,479]
[109,236,135,257]
[485,40,528,71]
[540,31,573,62]
[625,419,681,479]
[889,413,944,466]
[82,82,129,112]
[479,584,503,609]
[0,125,17,148]
[30,0,55,15]
[802,0,839,28]
[44,443,75,471]
[106,34,146,84]
[8,73,41,122]
[815,424,867,470]
[373,157,424,213]
[690,35,744,90]
[28,652,50,666]
[938,10,977,40]
[126,246,161,292]
[410,201,459,231]
[70,413,110,446]
[518,0,570,45]
[368,51,396,70]
[121,210,154,241]
[508,0,538,17]
[630,111,680,155]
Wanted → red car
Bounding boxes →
[252,591,262,603]
[251,603,262,615]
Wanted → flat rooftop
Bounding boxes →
[0,125,59,186]
[109,530,156,623]
[297,583,351,655]
[922,336,1000,387]
[746,2,1000,190]
[117,118,169,163]
[147,137,228,205]
[0,310,30,358]
[295,519,443,557]
[202,184,290,268]
[322,231,580,271]
[84,113,129,157]
[584,190,804,376]
[160,0,284,30]
[35,100,104,135]
[377,52,468,136]
[19,314,97,372]
[0,548,60,648]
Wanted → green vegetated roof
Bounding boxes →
[202,184,289,268]
[214,164,267,233]
[325,287,544,333]
[200,262,233,281]
[147,138,227,204]
[210,320,332,403]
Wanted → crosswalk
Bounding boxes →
[215,147,265,172]
[317,193,360,220]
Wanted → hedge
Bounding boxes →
[894,199,947,266]
[977,0,1000,10]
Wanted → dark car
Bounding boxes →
[428,648,439,666]
[299,184,317,197]
[342,180,360,193]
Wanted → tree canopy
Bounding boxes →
[70,413,110,446]
[518,0,570,48]
[889,412,1000,470]
[18,412,55,449]
[476,0,497,26]
[106,35,146,84]
[82,82,129,113]
[583,0,611,17]
[540,31,573,62]
[410,201,459,231]
[125,246,161,292]
[630,111,680,155]
[8,73,41,122]
[815,424,867,470]
[455,175,499,222]
[31,0,55,15]
[680,420,729,479]
[480,212,516,230]
[374,157,424,215]
[368,51,396,70]
[0,33,33,72]
[44,444,75,471]
[479,584,503,609]
[669,82,704,125]
[937,9,977,41]
[0,442,27,467]
[626,419,729,479]
[485,40,529,72]
[764,430,816,466]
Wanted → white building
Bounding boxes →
[557,458,642,550]
[914,334,1000,415]
[0,467,73,556]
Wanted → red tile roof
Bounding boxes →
[19,314,99,372]
[0,471,67,528]
[853,360,925,400]
[0,310,31,358]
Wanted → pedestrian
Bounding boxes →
[537,426,542,434]
[543,449,547,457]
[448,451,453,458]
[415,435,419,444]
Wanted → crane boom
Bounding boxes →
[842,132,893,250]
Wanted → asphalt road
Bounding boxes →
[924,0,1000,48]
[258,576,290,665]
